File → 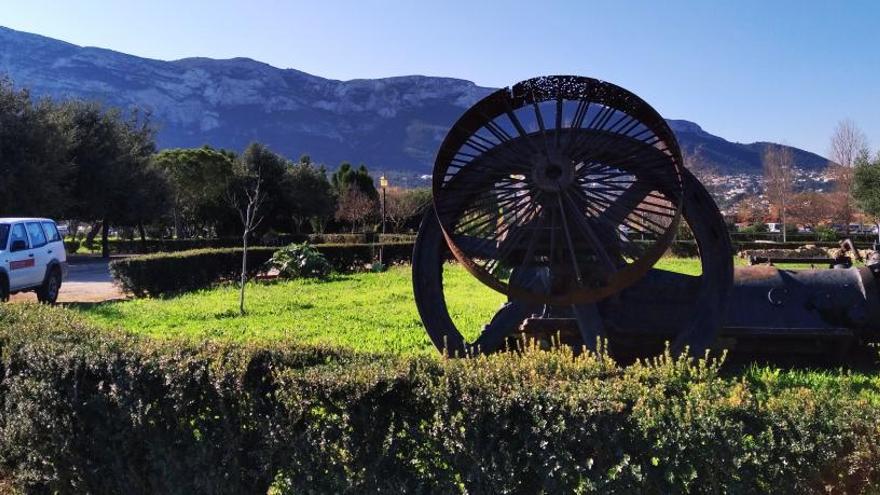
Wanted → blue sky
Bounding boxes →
[5,0,878,157]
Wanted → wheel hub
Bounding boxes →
[531,150,575,193]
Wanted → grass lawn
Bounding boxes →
[74,262,501,354]
[70,257,866,355]
[71,258,704,354]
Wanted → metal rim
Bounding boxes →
[414,168,732,357]
[432,75,685,306]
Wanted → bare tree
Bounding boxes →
[829,119,869,168]
[788,191,831,227]
[733,196,768,224]
[763,145,796,241]
[227,171,266,315]
[384,187,431,233]
[335,186,377,233]
[828,120,870,226]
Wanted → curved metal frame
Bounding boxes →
[413,168,732,357]
[432,75,686,306]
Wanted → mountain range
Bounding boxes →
[0,25,830,175]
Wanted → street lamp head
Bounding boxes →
[380,175,389,188]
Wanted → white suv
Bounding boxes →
[0,218,68,304]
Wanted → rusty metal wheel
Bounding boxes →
[413,169,732,357]
[414,75,732,357]
[432,75,686,306]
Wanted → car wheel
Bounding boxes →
[0,276,8,303]
[37,268,61,304]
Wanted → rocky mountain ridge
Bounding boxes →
[0,25,829,174]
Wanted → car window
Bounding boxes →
[41,222,61,243]
[26,222,47,248]
[0,224,8,250]
[9,224,29,250]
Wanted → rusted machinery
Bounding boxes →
[412,75,880,358]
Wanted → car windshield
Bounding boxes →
[0,224,8,251]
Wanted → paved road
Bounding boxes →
[10,259,125,303]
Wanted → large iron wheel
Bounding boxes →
[414,75,732,357]
[433,75,686,306]
[413,168,732,357]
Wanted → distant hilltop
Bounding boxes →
[0,25,830,174]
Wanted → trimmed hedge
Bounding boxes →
[662,240,876,259]
[730,232,878,244]
[1,304,879,493]
[63,239,80,254]
[100,234,418,255]
[105,235,310,255]
[110,243,415,297]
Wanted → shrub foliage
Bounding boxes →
[1,304,879,493]
[269,243,331,279]
[110,243,414,297]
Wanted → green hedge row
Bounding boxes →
[730,232,878,243]
[663,240,875,259]
[98,234,418,254]
[1,304,878,493]
[109,243,414,297]
[100,236,306,255]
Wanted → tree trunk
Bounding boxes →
[240,232,248,315]
[67,221,79,242]
[85,221,101,248]
[172,197,184,239]
[101,218,110,259]
[138,222,147,250]
[781,198,787,243]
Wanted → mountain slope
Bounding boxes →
[0,25,829,174]
[667,120,828,173]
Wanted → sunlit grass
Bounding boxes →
[71,257,871,356]
[74,260,701,353]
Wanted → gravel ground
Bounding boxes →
[9,258,125,304]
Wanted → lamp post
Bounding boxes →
[379,175,388,235]
[379,175,388,267]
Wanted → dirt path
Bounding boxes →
[10,259,126,304]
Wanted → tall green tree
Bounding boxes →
[0,79,72,216]
[55,100,163,257]
[153,146,236,237]
[284,159,335,233]
[229,142,291,237]
[852,151,880,242]
[331,162,378,199]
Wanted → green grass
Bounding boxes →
[73,263,501,354]
[71,257,870,355]
[71,258,705,354]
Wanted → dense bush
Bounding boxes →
[106,235,310,254]
[669,240,700,257]
[307,233,370,244]
[738,223,770,234]
[110,243,414,297]
[109,247,276,297]
[63,239,80,254]
[730,231,878,244]
[1,304,879,493]
[377,233,417,244]
[269,243,331,279]
[104,234,417,254]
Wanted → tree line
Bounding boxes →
[0,80,431,257]
[718,119,880,239]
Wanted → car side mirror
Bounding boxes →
[10,240,27,252]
